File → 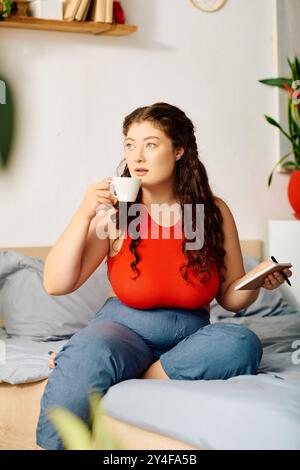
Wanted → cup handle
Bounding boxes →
[109,181,116,196]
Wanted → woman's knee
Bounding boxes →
[215,323,263,375]
[56,321,153,386]
[37,321,154,449]
[61,322,130,363]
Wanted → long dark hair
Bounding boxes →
[110,102,226,286]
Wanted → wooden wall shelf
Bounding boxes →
[0,17,138,36]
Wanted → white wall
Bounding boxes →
[0,0,293,252]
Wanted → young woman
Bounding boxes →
[37,102,292,450]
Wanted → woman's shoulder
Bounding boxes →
[213,195,226,208]
[213,196,236,225]
[213,196,229,212]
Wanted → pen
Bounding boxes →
[271,256,292,287]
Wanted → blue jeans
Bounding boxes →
[36,297,263,450]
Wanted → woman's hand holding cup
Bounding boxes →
[77,177,118,222]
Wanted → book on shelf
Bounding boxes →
[63,0,124,24]
[87,0,106,22]
[105,0,113,23]
[75,0,92,21]
[64,0,82,20]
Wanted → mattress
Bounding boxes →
[101,312,300,450]
[1,289,299,449]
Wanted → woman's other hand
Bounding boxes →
[261,267,292,290]
[253,260,293,290]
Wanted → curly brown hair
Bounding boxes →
[110,102,226,286]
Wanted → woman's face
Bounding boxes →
[124,121,184,187]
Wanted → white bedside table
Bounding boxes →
[269,220,300,308]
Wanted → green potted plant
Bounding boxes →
[49,392,124,450]
[0,73,15,169]
[259,56,300,219]
[0,0,11,20]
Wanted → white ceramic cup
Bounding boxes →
[109,176,141,202]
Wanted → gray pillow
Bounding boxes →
[0,251,111,341]
[211,255,298,320]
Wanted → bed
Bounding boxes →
[1,241,300,450]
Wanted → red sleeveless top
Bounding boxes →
[106,205,219,310]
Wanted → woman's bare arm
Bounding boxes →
[43,179,117,295]
[43,212,110,295]
[214,198,260,312]
[43,211,93,295]
[214,198,292,311]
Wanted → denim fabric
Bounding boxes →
[36,297,263,450]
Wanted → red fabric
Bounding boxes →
[107,206,220,310]
[113,1,126,24]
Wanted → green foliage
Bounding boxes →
[0,2,14,169]
[0,1,12,20]
[49,392,124,450]
[259,56,300,186]
[0,74,15,169]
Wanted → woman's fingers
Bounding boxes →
[262,269,292,290]
[262,274,277,289]
[272,269,293,285]
[94,189,112,198]
[95,193,118,206]
[262,276,274,289]
[261,264,294,290]
[273,271,285,283]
